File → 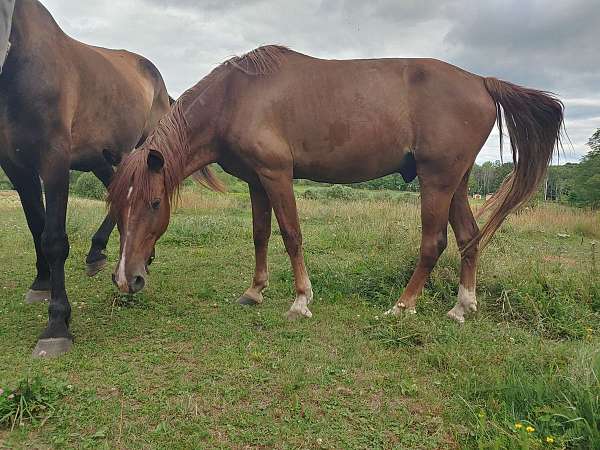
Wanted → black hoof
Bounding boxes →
[85,256,107,277]
[32,338,73,358]
[25,289,51,304]
[238,294,260,306]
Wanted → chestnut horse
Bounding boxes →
[109,45,563,324]
[0,0,171,357]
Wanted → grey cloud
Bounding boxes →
[42,0,599,163]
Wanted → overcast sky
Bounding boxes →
[44,0,600,164]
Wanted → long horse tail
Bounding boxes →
[469,77,564,250]
[192,166,226,193]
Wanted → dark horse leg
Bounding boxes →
[32,149,73,357]
[1,159,51,303]
[238,182,272,306]
[85,163,115,277]
[447,171,479,323]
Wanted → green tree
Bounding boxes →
[588,128,600,151]
[567,129,600,208]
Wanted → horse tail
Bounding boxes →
[469,77,564,250]
[192,166,226,193]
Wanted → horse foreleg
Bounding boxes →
[258,173,313,320]
[239,182,272,306]
[85,164,115,276]
[1,159,51,303]
[447,174,479,323]
[386,183,453,315]
[33,153,73,358]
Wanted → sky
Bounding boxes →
[43,0,600,164]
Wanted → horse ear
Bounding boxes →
[147,149,165,173]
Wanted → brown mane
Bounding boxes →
[108,45,290,213]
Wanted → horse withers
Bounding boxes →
[108,46,563,323]
[0,0,172,357]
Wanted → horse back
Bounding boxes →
[220,53,496,183]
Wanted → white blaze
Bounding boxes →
[116,186,133,290]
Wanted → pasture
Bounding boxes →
[0,184,598,449]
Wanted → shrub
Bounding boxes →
[72,172,105,200]
[0,377,69,429]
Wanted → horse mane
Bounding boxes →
[225,44,290,75]
[108,45,291,213]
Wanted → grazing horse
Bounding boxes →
[108,45,563,323]
[0,0,171,357]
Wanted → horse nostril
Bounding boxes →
[130,275,145,293]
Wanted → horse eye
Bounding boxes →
[151,199,161,210]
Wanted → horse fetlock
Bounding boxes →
[448,286,477,324]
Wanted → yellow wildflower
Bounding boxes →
[546,436,554,443]
[526,426,535,433]
[514,423,522,430]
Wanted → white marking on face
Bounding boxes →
[116,186,133,290]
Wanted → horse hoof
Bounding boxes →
[384,303,416,316]
[286,306,312,321]
[32,338,73,358]
[238,294,260,306]
[85,257,107,277]
[25,289,51,304]
[447,308,465,324]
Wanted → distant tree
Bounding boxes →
[567,129,600,208]
[588,128,600,151]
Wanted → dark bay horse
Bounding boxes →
[0,0,171,357]
[109,46,563,324]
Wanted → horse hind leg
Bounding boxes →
[238,182,272,306]
[447,173,479,323]
[1,159,51,303]
[85,164,115,277]
[385,180,453,315]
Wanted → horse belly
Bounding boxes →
[291,115,413,184]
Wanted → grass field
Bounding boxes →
[0,185,598,449]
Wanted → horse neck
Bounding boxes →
[176,79,228,179]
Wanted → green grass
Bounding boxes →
[0,187,598,449]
